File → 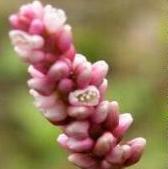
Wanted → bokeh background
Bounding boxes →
[0,0,167,169]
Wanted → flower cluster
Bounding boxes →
[9,1,146,169]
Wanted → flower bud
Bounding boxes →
[68,106,94,120]
[28,65,45,78]
[73,54,87,70]
[98,78,108,101]
[57,24,72,52]
[69,86,100,106]
[68,153,97,168]
[28,77,54,95]
[91,60,109,86]
[9,30,44,50]
[48,60,70,81]
[29,89,57,109]
[43,100,67,122]
[125,138,146,166]
[57,133,69,149]
[113,113,133,139]
[106,146,124,164]
[29,19,44,34]
[58,78,74,93]
[76,61,92,88]
[91,101,109,124]
[67,137,94,152]
[63,44,75,61]
[43,6,66,33]
[64,121,89,139]
[93,132,116,156]
[104,101,119,132]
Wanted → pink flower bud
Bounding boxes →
[106,146,124,164]
[69,86,100,106]
[98,79,108,101]
[113,113,133,139]
[68,106,94,120]
[125,138,146,166]
[76,61,92,88]
[91,101,109,123]
[64,121,89,139]
[9,30,44,50]
[29,89,57,109]
[20,4,34,20]
[93,132,116,157]
[58,78,74,93]
[43,5,66,33]
[68,153,97,169]
[28,77,54,95]
[101,160,112,169]
[48,60,70,81]
[57,25,72,52]
[73,54,87,70]
[104,101,119,132]
[9,14,20,29]
[29,19,44,34]
[57,133,69,149]
[29,50,45,63]
[67,137,94,152]
[28,65,45,78]
[91,61,109,86]
[31,1,44,19]
[106,144,131,165]
[42,100,67,122]
[63,44,75,61]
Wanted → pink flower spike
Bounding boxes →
[48,60,70,81]
[69,85,100,106]
[113,113,133,139]
[91,101,109,124]
[125,137,146,166]
[67,137,94,152]
[68,153,97,169]
[64,121,90,139]
[9,2,146,168]
[91,60,109,86]
[68,106,94,120]
[93,132,116,157]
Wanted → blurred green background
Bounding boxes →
[0,0,166,169]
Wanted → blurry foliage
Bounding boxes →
[0,0,166,169]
